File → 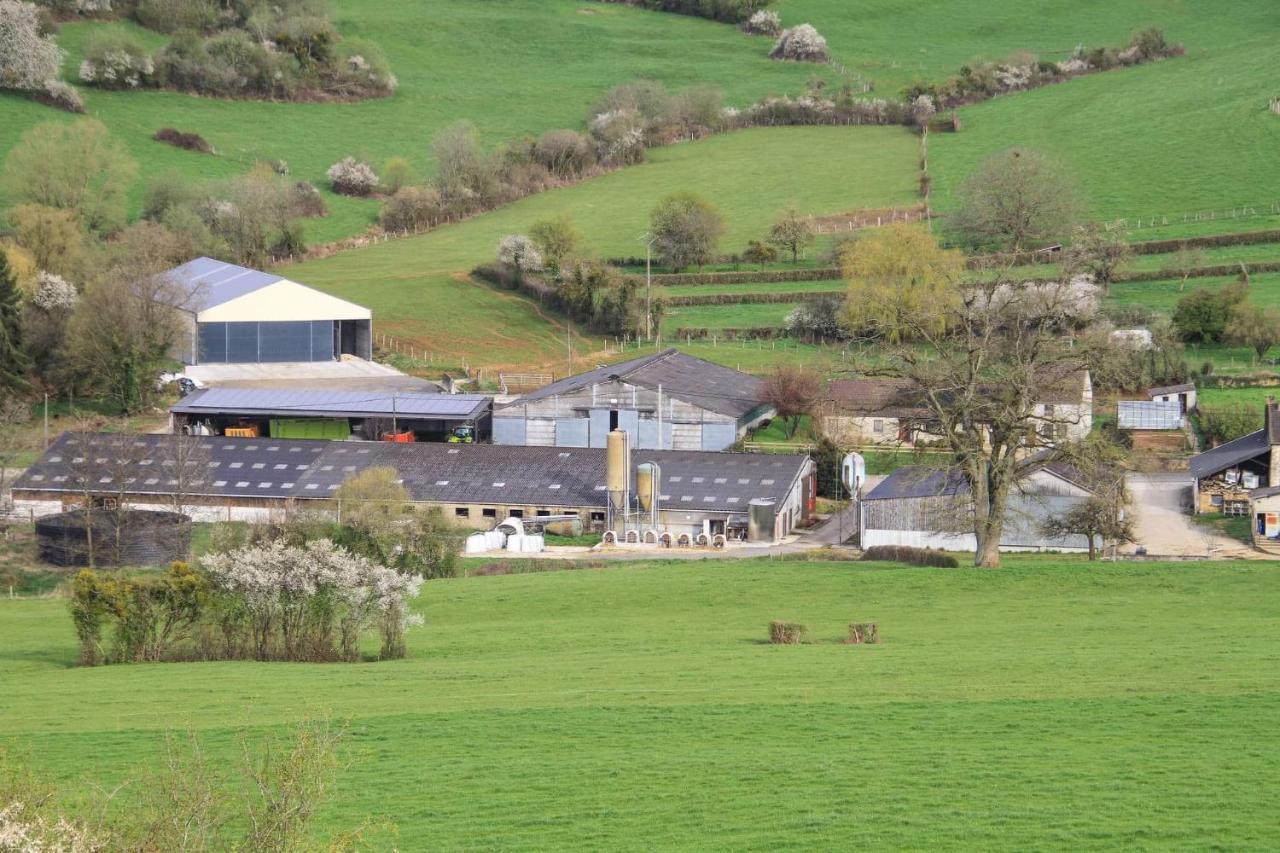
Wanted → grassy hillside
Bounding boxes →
[0,0,837,242]
[930,25,1280,238]
[2,557,1278,847]
[283,126,916,369]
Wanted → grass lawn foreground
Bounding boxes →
[2,556,1278,847]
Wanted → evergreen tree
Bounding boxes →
[0,251,32,393]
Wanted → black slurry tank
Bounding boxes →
[36,510,192,567]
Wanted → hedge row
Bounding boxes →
[623,267,841,286]
[669,326,785,340]
[1115,260,1280,284]
[665,290,836,306]
[1130,229,1280,256]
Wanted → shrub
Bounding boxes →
[496,234,543,272]
[154,30,295,99]
[380,156,414,194]
[0,0,65,91]
[588,107,647,165]
[290,180,327,217]
[769,24,829,63]
[533,129,596,178]
[152,127,213,153]
[743,239,778,268]
[785,296,846,342]
[332,37,397,97]
[79,29,153,89]
[769,620,808,644]
[326,157,378,196]
[379,185,443,233]
[133,0,218,33]
[861,545,959,568]
[30,78,83,112]
[31,270,77,310]
[650,191,724,271]
[741,9,781,36]
[848,622,880,644]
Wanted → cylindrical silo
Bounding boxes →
[606,429,628,513]
[636,462,658,512]
[747,498,777,543]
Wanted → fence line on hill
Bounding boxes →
[1105,201,1280,231]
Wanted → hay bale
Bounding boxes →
[769,620,808,644]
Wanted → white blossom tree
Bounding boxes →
[497,234,544,274]
[770,24,829,63]
[0,1,64,92]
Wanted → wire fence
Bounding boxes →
[1105,201,1280,231]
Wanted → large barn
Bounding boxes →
[493,349,771,451]
[860,461,1100,553]
[12,432,815,544]
[167,257,372,365]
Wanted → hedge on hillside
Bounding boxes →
[594,0,771,24]
[664,290,838,306]
[621,267,840,286]
[670,326,784,340]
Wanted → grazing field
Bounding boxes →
[1198,386,1280,410]
[2,557,1278,847]
[284,126,915,369]
[1108,272,1280,314]
[668,302,799,332]
[0,0,836,241]
[930,22,1280,238]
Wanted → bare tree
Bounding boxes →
[762,364,823,439]
[1062,222,1132,292]
[1163,243,1207,292]
[767,207,815,264]
[952,147,1084,253]
[844,226,1098,567]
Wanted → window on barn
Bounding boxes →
[482,507,496,518]
[590,511,605,522]
[455,507,470,518]
[872,419,884,434]
[509,508,524,518]
[536,510,551,517]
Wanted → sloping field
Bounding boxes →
[283,126,916,369]
[2,557,1278,847]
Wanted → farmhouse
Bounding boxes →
[1189,400,1280,515]
[492,349,771,451]
[822,370,1093,447]
[171,387,492,443]
[12,432,815,544]
[860,460,1100,552]
[167,257,372,365]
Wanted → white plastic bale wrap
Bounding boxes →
[464,533,489,554]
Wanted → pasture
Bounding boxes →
[1,556,1278,847]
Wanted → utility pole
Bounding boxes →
[566,321,573,376]
[638,232,657,342]
[43,393,49,447]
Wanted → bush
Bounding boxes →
[0,0,65,93]
[134,0,218,33]
[860,545,959,568]
[533,129,596,178]
[1172,284,1248,344]
[326,156,378,196]
[154,29,295,98]
[79,29,154,89]
[331,37,397,97]
[496,234,543,272]
[741,9,781,36]
[290,180,327,217]
[848,622,880,644]
[603,0,769,25]
[769,620,808,644]
[1198,404,1261,446]
[379,185,443,233]
[769,24,829,63]
[152,127,213,153]
[30,77,83,112]
[380,155,414,194]
[785,296,846,342]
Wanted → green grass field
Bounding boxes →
[283,126,915,369]
[1198,386,1280,409]
[930,8,1280,237]
[2,557,1278,847]
[668,302,799,331]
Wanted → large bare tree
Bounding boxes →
[844,225,1098,567]
[952,147,1083,253]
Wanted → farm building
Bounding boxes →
[492,349,771,451]
[171,387,492,443]
[166,257,372,365]
[822,370,1093,447]
[11,432,814,544]
[1188,400,1280,515]
[1147,382,1196,413]
[859,461,1100,553]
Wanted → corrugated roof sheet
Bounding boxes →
[167,257,285,313]
[1147,383,1195,398]
[500,349,765,419]
[172,387,491,420]
[14,433,808,513]
[865,458,1101,502]
[1189,428,1269,479]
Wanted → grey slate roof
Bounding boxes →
[1147,383,1195,398]
[1189,428,1270,479]
[166,257,286,313]
[172,387,490,421]
[14,433,807,513]
[500,349,766,419]
[865,458,1100,502]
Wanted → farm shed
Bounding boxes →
[822,369,1093,447]
[165,257,372,365]
[492,349,772,451]
[860,462,1099,553]
[12,433,814,544]
[1147,382,1196,413]
[171,387,492,443]
[1188,400,1280,514]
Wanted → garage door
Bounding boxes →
[526,419,556,446]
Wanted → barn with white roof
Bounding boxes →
[167,257,372,365]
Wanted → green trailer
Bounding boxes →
[268,418,352,440]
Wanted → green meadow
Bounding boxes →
[2,557,1278,847]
